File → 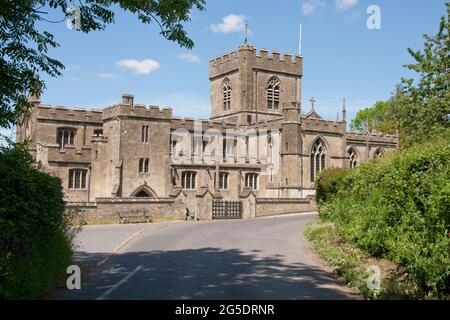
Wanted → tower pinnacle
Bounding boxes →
[342,98,347,123]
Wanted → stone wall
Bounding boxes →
[255,198,316,217]
[68,197,185,223]
[67,194,316,223]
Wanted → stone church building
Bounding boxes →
[17,44,398,221]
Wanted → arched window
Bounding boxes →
[267,77,281,110]
[222,79,232,111]
[348,147,358,168]
[310,139,327,182]
[373,148,385,159]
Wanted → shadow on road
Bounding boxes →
[60,247,355,300]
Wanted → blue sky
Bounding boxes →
[2,0,447,139]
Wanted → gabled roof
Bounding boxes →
[304,108,323,120]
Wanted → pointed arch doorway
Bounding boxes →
[131,185,157,198]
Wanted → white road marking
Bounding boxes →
[96,265,143,300]
[97,228,146,267]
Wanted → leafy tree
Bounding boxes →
[350,100,394,133]
[0,0,206,129]
[401,1,450,101]
[351,2,450,146]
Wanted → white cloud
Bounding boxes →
[335,0,358,10]
[301,0,325,16]
[210,14,247,34]
[117,59,160,75]
[97,72,118,79]
[66,64,80,71]
[178,53,201,64]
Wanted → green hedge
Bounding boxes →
[315,167,353,204]
[0,143,73,299]
[318,140,450,296]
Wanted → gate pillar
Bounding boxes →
[239,187,256,219]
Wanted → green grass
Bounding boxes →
[304,218,429,300]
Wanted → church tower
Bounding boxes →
[208,44,303,125]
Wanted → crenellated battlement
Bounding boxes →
[33,95,174,124]
[208,49,240,65]
[302,117,346,134]
[35,104,103,124]
[102,103,172,121]
[346,131,399,144]
[254,48,302,75]
[208,49,241,79]
[209,44,303,79]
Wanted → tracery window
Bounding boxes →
[310,139,327,182]
[267,77,281,109]
[223,79,232,111]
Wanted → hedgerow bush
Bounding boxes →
[315,167,352,204]
[0,143,73,299]
[318,140,450,296]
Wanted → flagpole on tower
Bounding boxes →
[244,23,248,44]
[298,24,302,56]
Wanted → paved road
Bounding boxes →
[60,213,357,300]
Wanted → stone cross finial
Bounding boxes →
[309,97,316,110]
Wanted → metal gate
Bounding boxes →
[212,200,242,219]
